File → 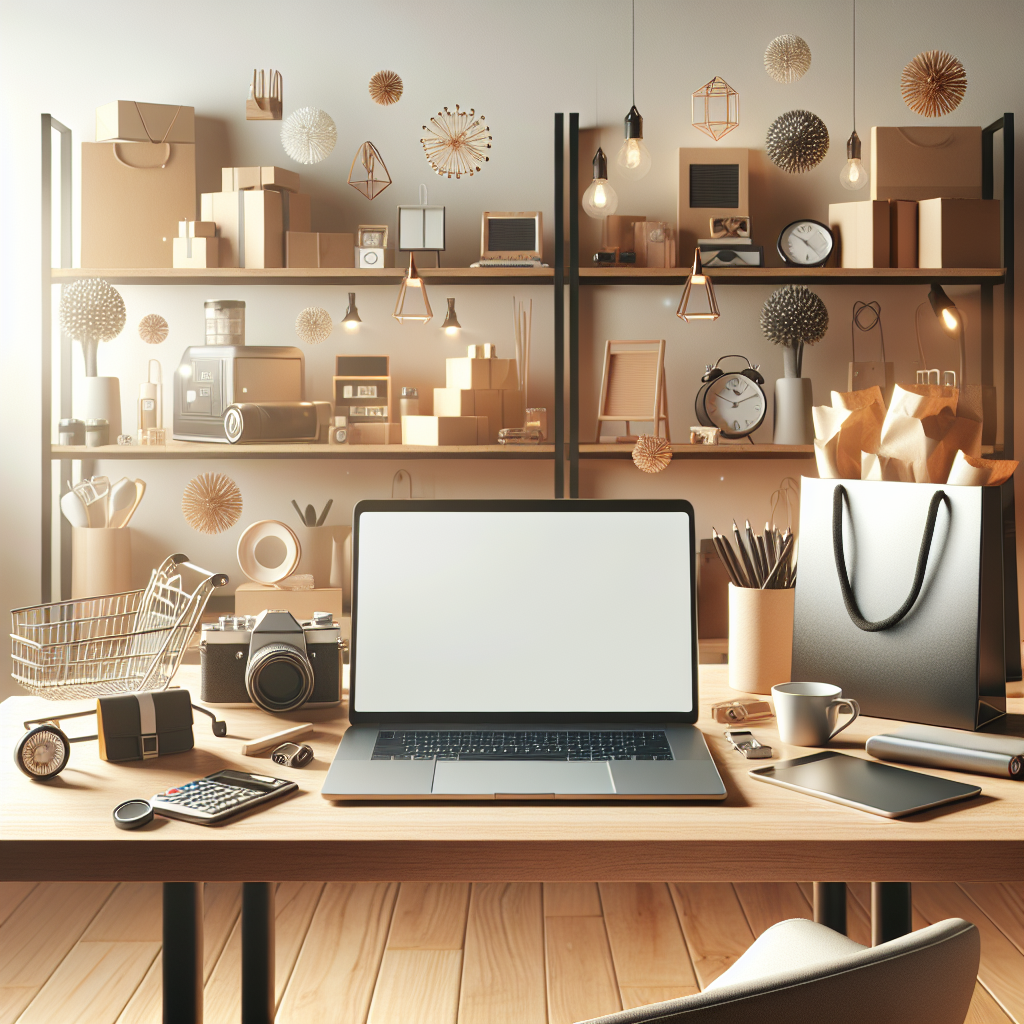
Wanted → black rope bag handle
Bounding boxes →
[832,484,948,632]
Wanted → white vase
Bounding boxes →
[773,377,814,445]
[75,376,122,438]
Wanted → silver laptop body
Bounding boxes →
[322,500,726,800]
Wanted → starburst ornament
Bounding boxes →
[632,435,673,474]
[138,314,168,345]
[181,473,243,536]
[766,110,829,173]
[421,105,491,179]
[295,306,333,344]
[369,70,403,106]
[59,278,126,376]
[901,50,967,117]
[281,107,337,164]
[764,34,812,83]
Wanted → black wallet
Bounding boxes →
[97,689,195,762]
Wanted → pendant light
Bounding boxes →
[617,0,651,178]
[340,292,362,331]
[441,298,461,335]
[676,249,720,322]
[393,253,433,323]
[582,147,619,219]
[840,0,869,190]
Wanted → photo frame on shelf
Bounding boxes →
[357,225,389,249]
[594,340,670,442]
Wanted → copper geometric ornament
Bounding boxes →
[692,76,740,141]
[347,141,392,200]
[421,105,492,179]
[901,50,967,117]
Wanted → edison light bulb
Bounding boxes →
[617,136,652,178]
[840,131,869,191]
[582,147,618,219]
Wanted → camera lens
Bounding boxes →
[245,643,315,712]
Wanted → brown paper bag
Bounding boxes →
[82,142,196,268]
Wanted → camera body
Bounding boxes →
[200,609,341,712]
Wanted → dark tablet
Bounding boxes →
[749,750,982,818]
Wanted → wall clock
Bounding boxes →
[695,355,767,438]
[777,219,834,267]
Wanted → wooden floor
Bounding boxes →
[0,881,1019,1024]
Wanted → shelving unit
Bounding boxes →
[51,443,555,461]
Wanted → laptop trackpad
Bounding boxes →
[432,760,614,796]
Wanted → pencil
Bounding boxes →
[744,520,765,586]
[762,534,794,589]
[764,522,777,568]
[712,529,744,587]
[732,520,759,588]
[755,535,771,586]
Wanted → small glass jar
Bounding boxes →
[85,418,109,447]
[204,299,245,346]
[399,387,420,418]
[58,418,85,445]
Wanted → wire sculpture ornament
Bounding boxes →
[347,141,392,199]
[280,106,337,165]
[369,70,403,106]
[764,34,812,83]
[691,76,740,141]
[421,105,491,179]
[901,50,967,117]
[59,278,126,376]
[632,435,673,474]
[138,314,168,345]
[182,473,243,536]
[295,306,333,344]
[766,109,829,173]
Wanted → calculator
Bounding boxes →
[150,769,298,825]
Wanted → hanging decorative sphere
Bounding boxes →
[632,435,673,474]
[58,278,126,343]
[369,70,403,106]
[421,105,492,179]
[766,110,829,173]
[182,473,243,535]
[901,50,967,117]
[281,107,337,164]
[138,313,169,345]
[295,306,333,344]
[764,35,812,83]
[760,286,829,347]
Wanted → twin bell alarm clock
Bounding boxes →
[694,355,767,439]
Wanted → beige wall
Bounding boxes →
[1,0,1022,699]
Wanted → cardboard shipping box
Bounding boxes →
[222,166,300,193]
[286,232,355,269]
[489,359,519,390]
[402,416,486,446]
[202,190,282,268]
[917,198,1001,268]
[432,389,476,416]
[446,357,491,390]
[172,235,220,268]
[828,200,890,268]
[871,126,982,201]
[95,101,195,144]
[347,423,402,445]
[889,200,919,268]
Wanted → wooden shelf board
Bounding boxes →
[49,267,555,286]
[51,442,555,460]
[580,443,816,460]
[580,267,1007,286]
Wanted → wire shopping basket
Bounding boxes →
[10,554,228,700]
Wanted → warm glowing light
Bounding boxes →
[593,183,609,208]
[624,139,641,168]
[344,320,359,332]
[445,326,459,336]
[942,307,958,331]
[839,157,869,190]
[582,178,619,219]
[691,275,706,285]
[616,136,652,178]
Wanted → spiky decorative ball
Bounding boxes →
[295,306,333,344]
[182,473,242,536]
[632,435,673,474]
[764,34,812,84]
[765,110,829,173]
[901,50,967,117]
[59,278,126,344]
[281,107,337,164]
[138,313,168,345]
[760,286,829,347]
[421,105,491,178]
[369,70,403,106]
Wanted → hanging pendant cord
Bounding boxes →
[852,0,857,131]
[632,0,636,106]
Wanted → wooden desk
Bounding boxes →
[2,665,1021,1022]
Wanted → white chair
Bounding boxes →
[579,917,979,1024]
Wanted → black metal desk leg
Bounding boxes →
[242,882,275,1024]
[163,882,203,1024]
[813,882,847,934]
[872,882,912,945]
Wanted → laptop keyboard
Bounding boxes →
[371,730,673,761]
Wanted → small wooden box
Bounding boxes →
[446,358,490,390]
[402,416,484,446]
[433,388,475,416]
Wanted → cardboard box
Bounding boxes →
[82,141,196,268]
[472,390,502,443]
[917,198,1001,268]
[446,357,490,390]
[433,388,475,416]
[402,416,484,446]
[871,126,982,201]
[201,189,283,268]
[172,235,220,268]
[95,101,195,144]
[286,231,355,269]
[282,192,311,234]
[828,201,890,268]
[502,389,526,430]
[467,344,498,358]
[889,200,918,268]
[222,166,300,193]
[347,422,402,444]
[235,585,346,631]
[178,220,216,238]
[488,359,519,391]
[602,215,646,252]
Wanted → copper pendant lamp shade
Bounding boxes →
[393,253,433,323]
[676,249,720,322]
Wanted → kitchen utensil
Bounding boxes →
[60,490,90,528]
[107,477,134,523]
[111,479,146,529]
[291,499,305,526]
[304,504,316,526]
[315,499,333,527]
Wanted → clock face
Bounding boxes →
[778,220,833,266]
[704,374,766,436]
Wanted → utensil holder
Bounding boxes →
[773,376,813,445]
[71,527,132,599]
[75,376,122,438]
[728,583,794,694]
[294,525,336,587]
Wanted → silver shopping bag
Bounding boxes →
[792,477,1006,729]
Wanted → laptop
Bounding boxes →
[321,499,726,800]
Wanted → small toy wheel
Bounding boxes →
[15,724,71,779]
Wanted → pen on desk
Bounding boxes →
[744,520,765,587]
[762,534,794,589]
[732,520,758,588]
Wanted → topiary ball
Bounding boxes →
[760,286,829,347]
[766,110,829,173]
[59,278,126,344]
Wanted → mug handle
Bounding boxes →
[828,698,860,740]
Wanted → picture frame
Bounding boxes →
[481,212,543,260]
[594,340,670,442]
[357,224,389,249]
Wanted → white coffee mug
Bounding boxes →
[771,682,860,747]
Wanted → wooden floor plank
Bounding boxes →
[459,883,546,1024]
[544,882,602,917]
[960,883,1024,955]
[385,883,470,950]
[545,916,621,1024]
[0,883,36,930]
[276,882,398,1024]
[368,949,463,1024]
[16,941,159,1024]
[669,883,753,989]
[0,882,114,1024]
[732,882,811,937]
[82,884,161,943]
[914,882,1024,1023]
[599,883,698,1008]
[965,981,1016,1024]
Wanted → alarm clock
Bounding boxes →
[777,219,834,267]
[695,356,767,438]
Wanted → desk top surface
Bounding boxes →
[1,666,1021,883]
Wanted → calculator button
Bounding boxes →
[166,788,181,795]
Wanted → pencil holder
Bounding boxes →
[728,583,794,694]
[71,526,132,599]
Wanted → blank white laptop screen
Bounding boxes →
[352,509,694,715]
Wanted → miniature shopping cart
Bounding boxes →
[10,554,228,700]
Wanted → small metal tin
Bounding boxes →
[113,798,154,830]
